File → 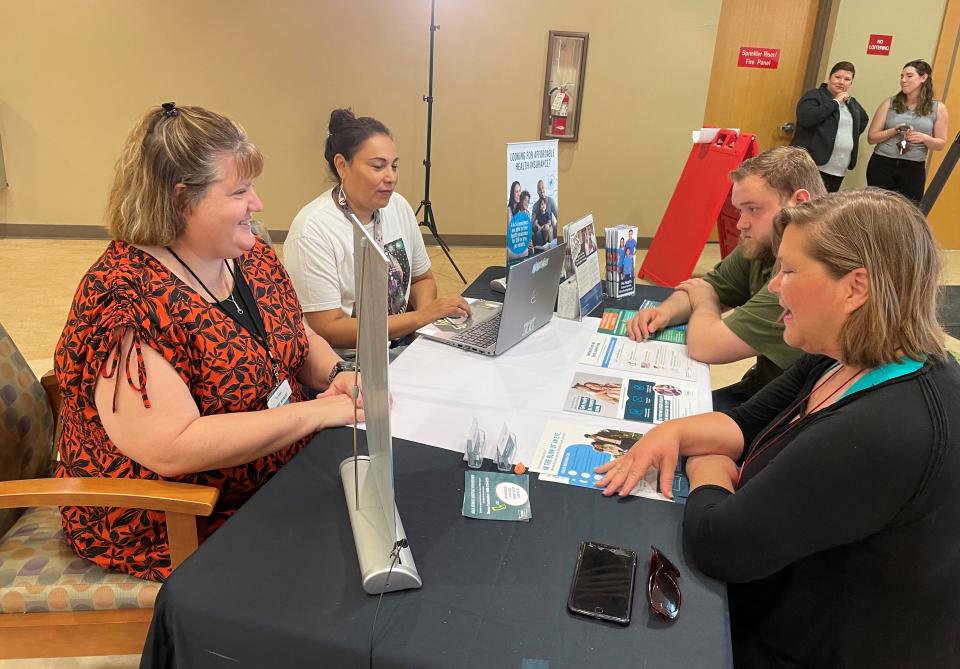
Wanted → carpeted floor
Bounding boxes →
[939,286,960,339]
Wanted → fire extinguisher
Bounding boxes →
[550,85,570,135]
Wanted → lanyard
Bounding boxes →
[165,247,280,383]
[335,184,383,247]
[736,364,865,489]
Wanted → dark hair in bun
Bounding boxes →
[324,108,392,182]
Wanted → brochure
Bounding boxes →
[603,225,638,298]
[581,334,706,381]
[462,471,532,521]
[561,213,603,319]
[564,371,701,423]
[531,421,689,503]
[597,304,688,344]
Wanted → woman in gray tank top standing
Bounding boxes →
[866,60,949,202]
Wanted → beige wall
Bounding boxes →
[822,0,947,188]
[0,0,722,239]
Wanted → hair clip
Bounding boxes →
[161,102,178,117]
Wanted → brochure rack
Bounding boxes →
[639,130,758,287]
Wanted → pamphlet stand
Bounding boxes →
[639,130,758,287]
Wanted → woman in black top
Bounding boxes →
[598,188,960,668]
[791,61,869,192]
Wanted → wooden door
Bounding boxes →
[927,0,960,248]
[703,0,821,149]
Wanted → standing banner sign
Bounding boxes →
[506,140,559,267]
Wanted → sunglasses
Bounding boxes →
[647,545,681,622]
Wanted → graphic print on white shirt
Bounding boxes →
[383,238,411,315]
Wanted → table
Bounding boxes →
[142,429,732,668]
[463,265,673,311]
[387,268,711,472]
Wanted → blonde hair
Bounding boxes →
[730,146,827,202]
[106,104,263,245]
[773,188,945,367]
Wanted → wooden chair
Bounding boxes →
[0,323,219,659]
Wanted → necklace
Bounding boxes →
[736,363,867,488]
[223,280,244,315]
[335,183,383,247]
[165,246,241,313]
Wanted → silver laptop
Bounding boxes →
[419,243,566,356]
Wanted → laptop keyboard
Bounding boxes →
[452,312,502,349]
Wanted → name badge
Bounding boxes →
[266,378,293,409]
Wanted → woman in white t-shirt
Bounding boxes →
[284,108,470,350]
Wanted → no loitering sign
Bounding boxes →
[867,34,893,56]
[737,47,781,69]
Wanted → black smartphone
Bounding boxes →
[567,541,638,625]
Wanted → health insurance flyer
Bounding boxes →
[580,333,706,381]
[530,421,689,503]
[563,371,701,423]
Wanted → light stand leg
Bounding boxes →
[417,0,467,284]
[417,199,467,282]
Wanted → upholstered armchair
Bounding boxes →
[0,322,219,659]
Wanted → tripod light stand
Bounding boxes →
[414,0,467,283]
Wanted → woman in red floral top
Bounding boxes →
[55,104,363,581]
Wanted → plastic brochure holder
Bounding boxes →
[463,420,516,471]
[495,424,518,472]
[464,417,486,469]
[639,129,759,288]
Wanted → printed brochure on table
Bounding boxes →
[564,371,701,423]
[581,333,706,381]
[531,421,689,503]
[597,303,688,344]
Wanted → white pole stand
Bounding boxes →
[340,455,422,595]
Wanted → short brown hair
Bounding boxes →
[773,188,945,367]
[106,104,263,245]
[829,61,856,77]
[730,146,827,202]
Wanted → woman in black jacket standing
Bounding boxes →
[791,61,869,192]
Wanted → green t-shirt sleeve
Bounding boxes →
[702,246,753,308]
[723,283,804,371]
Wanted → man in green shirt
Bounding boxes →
[627,146,827,409]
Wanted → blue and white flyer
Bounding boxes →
[564,371,701,423]
[506,139,559,267]
[564,214,603,318]
[580,333,706,382]
[531,421,689,503]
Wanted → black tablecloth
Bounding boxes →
[142,430,731,669]
[463,266,673,315]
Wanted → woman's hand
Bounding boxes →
[685,454,739,493]
[906,130,931,146]
[595,422,681,498]
[318,370,363,409]
[418,295,471,324]
[311,393,365,429]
